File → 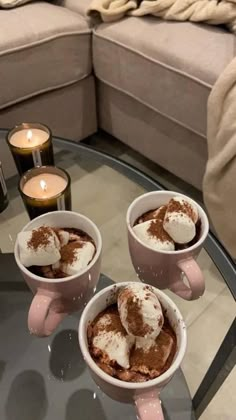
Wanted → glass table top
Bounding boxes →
[0,132,235,419]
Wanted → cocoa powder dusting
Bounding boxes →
[92,305,127,337]
[156,205,167,221]
[88,303,177,383]
[130,330,173,373]
[130,317,176,374]
[60,241,84,265]
[27,227,96,280]
[147,219,173,243]
[52,228,61,243]
[135,206,167,224]
[121,288,153,337]
[168,198,195,222]
[27,226,53,250]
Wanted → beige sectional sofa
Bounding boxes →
[0,0,235,189]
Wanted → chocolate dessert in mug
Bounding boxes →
[127,191,209,300]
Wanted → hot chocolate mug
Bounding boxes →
[79,282,187,420]
[127,191,209,300]
[14,211,102,337]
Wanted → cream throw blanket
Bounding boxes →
[88,0,236,32]
[203,57,236,259]
[0,0,32,7]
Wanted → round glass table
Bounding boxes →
[0,133,235,420]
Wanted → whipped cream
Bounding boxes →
[53,241,95,276]
[173,196,198,223]
[163,196,198,244]
[18,227,61,267]
[92,313,135,369]
[18,225,96,277]
[56,229,70,247]
[118,284,164,343]
[133,219,175,251]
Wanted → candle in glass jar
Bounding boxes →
[7,123,54,175]
[23,174,67,199]
[0,162,8,213]
[10,128,49,148]
[19,166,71,219]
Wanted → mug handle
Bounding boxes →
[170,258,205,300]
[28,290,66,337]
[134,390,164,420]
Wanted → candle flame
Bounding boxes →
[27,130,33,142]
[40,180,47,191]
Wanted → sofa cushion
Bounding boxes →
[93,18,235,137]
[0,2,92,109]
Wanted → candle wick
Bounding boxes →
[40,180,47,191]
[27,130,33,142]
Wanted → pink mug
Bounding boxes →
[14,211,102,337]
[79,282,187,420]
[127,191,209,300]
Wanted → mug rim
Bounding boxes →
[14,210,102,283]
[126,191,209,255]
[78,282,187,390]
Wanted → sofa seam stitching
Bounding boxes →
[0,31,91,57]
[0,76,90,110]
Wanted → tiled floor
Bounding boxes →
[85,131,204,207]
[0,131,235,419]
